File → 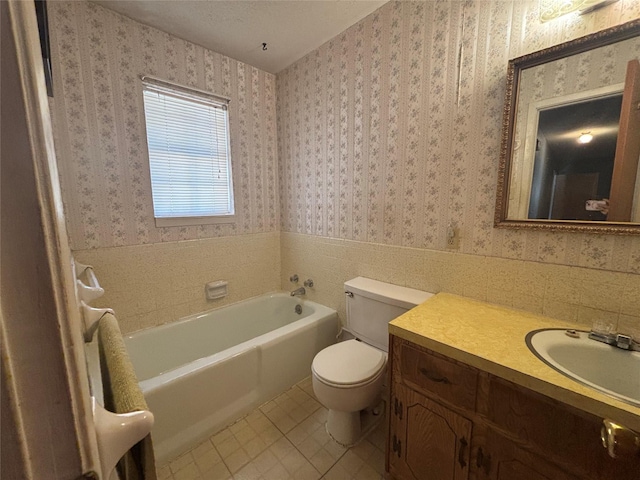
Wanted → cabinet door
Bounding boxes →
[389,383,472,480]
[477,429,580,480]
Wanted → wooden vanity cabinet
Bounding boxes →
[390,382,472,480]
[387,335,639,480]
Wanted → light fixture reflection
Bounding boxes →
[578,132,594,144]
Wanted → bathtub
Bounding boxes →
[124,293,339,464]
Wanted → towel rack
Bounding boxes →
[85,334,154,479]
[76,258,154,478]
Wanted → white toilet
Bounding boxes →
[311,277,433,446]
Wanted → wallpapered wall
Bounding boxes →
[49,1,279,250]
[276,0,640,274]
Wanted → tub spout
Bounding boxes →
[290,287,306,297]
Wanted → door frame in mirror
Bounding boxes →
[495,18,640,235]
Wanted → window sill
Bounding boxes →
[155,215,236,227]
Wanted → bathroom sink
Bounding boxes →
[526,328,640,407]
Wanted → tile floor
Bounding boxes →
[156,377,387,480]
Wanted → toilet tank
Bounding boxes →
[344,277,433,352]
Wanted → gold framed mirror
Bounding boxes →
[495,19,640,235]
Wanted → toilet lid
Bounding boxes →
[312,339,386,386]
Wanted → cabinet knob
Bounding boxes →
[601,419,640,459]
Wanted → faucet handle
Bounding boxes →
[303,279,314,288]
[592,318,615,335]
[290,274,299,283]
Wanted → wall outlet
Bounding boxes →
[446,226,460,250]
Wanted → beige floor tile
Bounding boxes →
[258,424,284,446]
[173,462,200,480]
[243,435,269,459]
[246,411,273,433]
[308,447,338,474]
[281,448,309,474]
[353,463,382,480]
[251,449,279,474]
[211,428,234,447]
[369,453,385,475]
[171,452,195,473]
[291,462,321,480]
[224,448,251,473]
[216,436,242,459]
[234,424,259,444]
[229,419,249,435]
[335,451,364,476]
[192,439,217,460]
[322,463,353,480]
[366,425,386,452]
[157,465,172,480]
[297,436,323,459]
[296,377,315,399]
[350,440,377,462]
[195,449,224,473]
[322,440,347,460]
[269,436,297,460]
[290,405,313,423]
[262,462,292,480]
[287,423,310,446]
[269,412,297,433]
[200,461,232,480]
[232,462,261,480]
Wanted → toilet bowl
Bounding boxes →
[311,339,387,445]
[311,277,433,446]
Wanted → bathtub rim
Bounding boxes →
[124,291,334,338]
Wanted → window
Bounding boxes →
[141,76,234,226]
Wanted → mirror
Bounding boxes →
[495,19,640,234]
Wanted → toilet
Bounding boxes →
[311,277,433,446]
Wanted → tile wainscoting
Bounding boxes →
[280,232,639,336]
[74,232,280,334]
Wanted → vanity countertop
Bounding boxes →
[389,292,640,431]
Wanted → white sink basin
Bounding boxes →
[526,329,640,407]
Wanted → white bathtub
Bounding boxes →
[124,293,339,464]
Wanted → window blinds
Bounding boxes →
[142,78,234,219]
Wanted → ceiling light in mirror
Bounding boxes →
[578,132,594,143]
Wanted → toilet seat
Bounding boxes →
[312,340,387,387]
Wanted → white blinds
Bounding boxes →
[142,79,234,219]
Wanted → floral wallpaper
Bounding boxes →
[277,0,640,274]
[48,1,279,250]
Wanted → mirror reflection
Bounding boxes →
[528,88,622,221]
[503,28,640,229]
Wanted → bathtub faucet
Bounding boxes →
[290,287,306,297]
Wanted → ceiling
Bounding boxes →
[92,0,388,73]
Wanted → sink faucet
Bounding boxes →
[589,330,640,351]
[290,286,306,297]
